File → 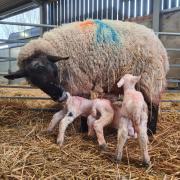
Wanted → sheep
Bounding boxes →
[4,19,169,134]
[47,92,114,149]
[116,74,150,166]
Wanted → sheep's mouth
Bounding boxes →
[36,82,66,102]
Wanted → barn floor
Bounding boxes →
[0,88,179,179]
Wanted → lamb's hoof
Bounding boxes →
[115,156,122,164]
[57,139,63,147]
[142,160,151,167]
[99,144,108,151]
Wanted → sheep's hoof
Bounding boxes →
[99,144,108,151]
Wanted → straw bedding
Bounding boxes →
[0,89,179,179]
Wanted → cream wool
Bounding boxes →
[18,20,169,105]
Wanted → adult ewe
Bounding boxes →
[4,19,169,134]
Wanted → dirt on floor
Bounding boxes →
[0,88,179,179]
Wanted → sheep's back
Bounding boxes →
[18,20,169,104]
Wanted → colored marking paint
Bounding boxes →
[79,20,94,29]
[94,20,121,45]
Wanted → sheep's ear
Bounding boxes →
[4,70,26,80]
[47,55,69,63]
[117,78,124,88]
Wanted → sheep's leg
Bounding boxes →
[47,109,66,132]
[138,113,151,166]
[87,115,96,137]
[93,113,113,150]
[147,103,159,135]
[57,112,77,146]
[80,116,88,132]
[116,117,128,163]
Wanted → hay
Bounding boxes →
[0,91,179,179]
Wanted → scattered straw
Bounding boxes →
[0,89,179,179]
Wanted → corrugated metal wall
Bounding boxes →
[45,0,180,25]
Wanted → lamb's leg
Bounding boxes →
[87,115,96,137]
[147,103,159,135]
[57,112,77,146]
[47,109,66,132]
[116,117,128,163]
[138,113,151,166]
[93,113,113,150]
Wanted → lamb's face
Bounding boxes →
[4,53,69,102]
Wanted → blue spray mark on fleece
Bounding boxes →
[94,20,121,45]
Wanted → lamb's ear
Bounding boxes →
[47,55,69,63]
[117,78,124,88]
[4,70,26,80]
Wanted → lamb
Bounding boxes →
[47,93,114,149]
[4,19,169,134]
[116,74,150,166]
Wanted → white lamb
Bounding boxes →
[116,74,151,166]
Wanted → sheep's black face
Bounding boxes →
[4,54,69,102]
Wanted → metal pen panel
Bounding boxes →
[107,0,112,19]
[66,0,69,23]
[102,0,107,19]
[143,0,148,16]
[124,0,128,19]
[130,0,135,18]
[69,0,71,23]
[65,0,68,23]
[69,0,72,22]
[118,0,123,20]
[54,1,57,25]
[163,0,169,9]
[89,0,93,19]
[57,0,60,25]
[98,0,102,19]
[113,0,118,19]
[51,2,54,24]
[82,0,85,20]
[61,0,64,24]
[93,0,97,19]
[48,3,51,24]
[171,0,177,7]
[84,0,88,19]
[79,0,83,21]
[149,0,153,14]
[76,0,79,21]
[136,0,141,16]
[72,0,76,22]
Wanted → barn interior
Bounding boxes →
[0,0,179,179]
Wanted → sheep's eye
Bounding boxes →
[35,65,45,72]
